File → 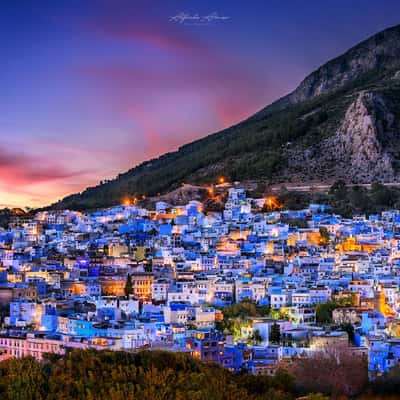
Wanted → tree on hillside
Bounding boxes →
[340,322,355,343]
[329,180,348,201]
[124,274,132,298]
[315,302,337,324]
[315,297,354,324]
[303,394,330,400]
[269,322,281,344]
[251,329,263,345]
[289,343,368,397]
[319,227,330,245]
[0,349,301,400]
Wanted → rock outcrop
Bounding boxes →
[333,92,395,182]
[285,91,399,183]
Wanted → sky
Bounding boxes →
[1,0,400,208]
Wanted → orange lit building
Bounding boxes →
[60,281,86,297]
[100,277,126,296]
[336,237,381,254]
[131,273,154,301]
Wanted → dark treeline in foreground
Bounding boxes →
[0,349,400,400]
[0,349,294,400]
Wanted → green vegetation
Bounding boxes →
[215,300,269,336]
[250,329,263,345]
[0,349,296,400]
[328,181,400,216]
[0,210,11,229]
[269,308,292,321]
[315,296,355,324]
[0,348,397,400]
[319,227,330,245]
[269,322,281,344]
[340,323,355,343]
[218,300,270,320]
[275,181,400,217]
[369,365,400,396]
[124,274,132,298]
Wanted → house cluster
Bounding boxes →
[1,187,400,377]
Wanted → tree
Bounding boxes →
[0,356,47,400]
[270,308,291,321]
[340,323,355,343]
[0,349,300,400]
[329,180,348,201]
[303,394,330,400]
[124,274,132,298]
[348,186,370,213]
[318,227,330,245]
[370,182,394,207]
[315,302,336,324]
[370,364,400,395]
[315,297,354,324]
[289,344,368,397]
[251,329,263,345]
[269,322,281,344]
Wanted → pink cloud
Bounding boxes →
[0,146,87,187]
[86,19,209,56]
[77,58,267,161]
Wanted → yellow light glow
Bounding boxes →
[264,196,282,210]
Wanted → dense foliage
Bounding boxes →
[368,365,400,396]
[0,348,398,400]
[315,296,355,324]
[289,344,368,398]
[276,181,400,217]
[0,349,297,400]
[215,300,269,336]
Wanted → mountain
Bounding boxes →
[52,24,400,210]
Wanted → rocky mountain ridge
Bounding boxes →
[253,24,400,118]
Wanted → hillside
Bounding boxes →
[52,24,400,210]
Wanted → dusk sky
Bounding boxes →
[2,0,400,208]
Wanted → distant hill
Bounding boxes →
[52,24,400,210]
[0,208,28,228]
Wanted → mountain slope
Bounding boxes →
[52,24,400,210]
